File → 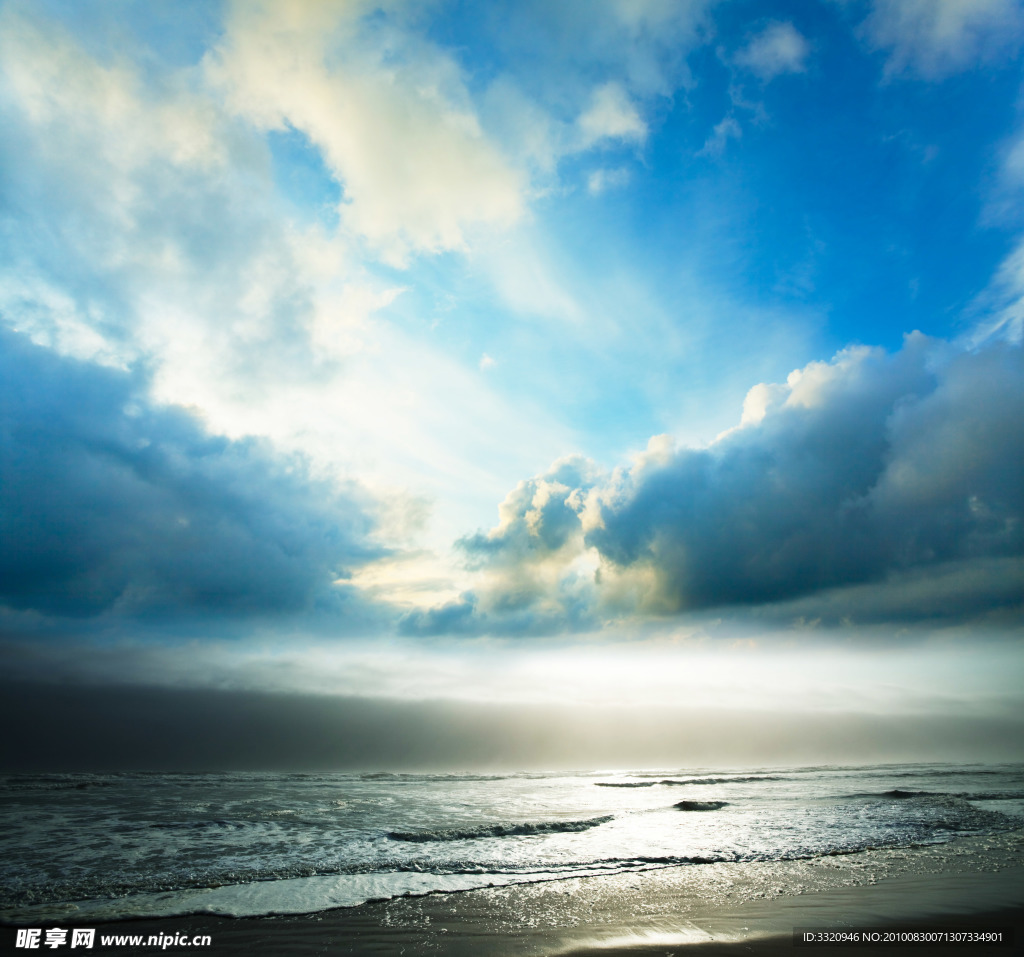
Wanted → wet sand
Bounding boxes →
[3,835,1022,955]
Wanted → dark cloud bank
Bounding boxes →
[406,334,1024,635]
[0,326,383,633]
[2,681,1022,771]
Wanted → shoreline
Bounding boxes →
[3,830,1022,955]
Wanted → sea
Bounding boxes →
[1,763,1022,925]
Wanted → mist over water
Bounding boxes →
[3,682,1024,773]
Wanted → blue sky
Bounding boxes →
[1,0,1023,757]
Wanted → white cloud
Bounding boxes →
[734,21,810,80]
[1002,133,1024,200]
[699,116,742,156]
[472,0,720,187]
[966,238,1024,346]
[863,0,1024,78]
[578,82,648,148]
[0,7,571,571]
[474,231,584,323]
[587,167,631,194]
[586,0,718,97]
[983,126,1024,227]
[976,124,1024,342]
[481,78,566,177]
[0,12,226,175]
[207,0,525,266]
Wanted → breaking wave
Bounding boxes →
[386,815,614,843]
[845,790,948,799]
[594,782,657,788]
[596,775,784,788]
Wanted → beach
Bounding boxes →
[5,828,1021,956]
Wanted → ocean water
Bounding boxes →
[1,763,1022,924]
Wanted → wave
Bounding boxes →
[358,771,534,783]
[386,814,614,843]
[963,791,1024,801]
[0,776,119,792]
[594,782,657,788]
[674,800,729,811]
[878,768,1013,778]
[6,819,1018,923]
[846,790,948,800]
[595,775,782,788]
[149,819,252,830]
[662,775,785,785]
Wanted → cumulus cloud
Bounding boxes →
[401,457,604,637]
[459,456,600,566]
[734,22,810,80]
[861,0,1024,78]
[0,328,384,627]
[432,335,1023,634]
[592,336,1023,616]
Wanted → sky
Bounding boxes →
[1,0,1023,769]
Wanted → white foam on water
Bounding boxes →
[1,864,635,923]
[2,763,1021,923]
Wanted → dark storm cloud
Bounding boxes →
[445,335,1024,631]
[744,556,1023,630]
[590,335,1023,614]
[0,327,384,626]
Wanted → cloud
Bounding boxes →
[474,0,718,184]
[472,230,585,323]
[966,238,1024,346]
[207,0,524,265]
[587,167,631,194]
[0,328,383,627]
[749,556,1023,629]
[4,680,1022,771]
[433,335,1023,634]
[577,82,648,148]
[460,456,600,567]
[592,0,717,95]
[489,0,717,102]
[1000,131,1024,189]
[699,116,742,156]
[0,6,339,386]
[400,457,604,637]
[0,6,570,573]
[590,335,1023,616]
[861,0,1024,78]
[734,22,810,80]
